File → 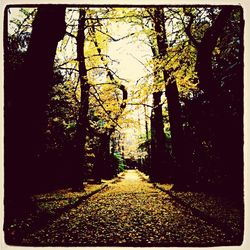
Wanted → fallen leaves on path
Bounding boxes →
[21,170,239,247]
[157,183,243,238]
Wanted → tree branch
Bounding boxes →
[65,31,77,39]
[85,54,119,64]
[55,59,77,68]
[128,53,151,73]
[57,66,79,73]
[95,27,135,42]
[89,17,128,116]
[127,102,153,108]
[183,9,199,48]
[90,86,122,129]
[86,66,128,83]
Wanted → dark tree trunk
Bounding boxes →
[198,7,242,197]
[153,7,190,185]
[71,8,89,191]
[165,75,193,185]
[93,133,113,181]
[144,105,151,174]
[92,129,120,182]
[165,78,182,161]
[147,10,173,182]
[150,91,172,182]
[4,6,66,223]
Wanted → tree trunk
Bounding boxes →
[5,6,66,223]
[150,91,172,182]
[71,8,89,191]
[94,133,113,181]
[165,78,182,161]
[144,105,151,174]
[153,7,190,185]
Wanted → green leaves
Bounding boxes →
[114,152,125,171]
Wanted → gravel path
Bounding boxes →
[21,170,237,247]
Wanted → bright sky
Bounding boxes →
[108,32,150,82]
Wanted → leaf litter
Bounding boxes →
[20,170,242,246]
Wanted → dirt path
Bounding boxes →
[22,170,236,246]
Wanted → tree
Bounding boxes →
[90,58,128,179]
[145,7,191,184]
[47,7,129,184]
[5,6,66,221]
[185,7,233,96]
[68,8,90,190]
[183,6,243,193]
[142,14,172,182]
